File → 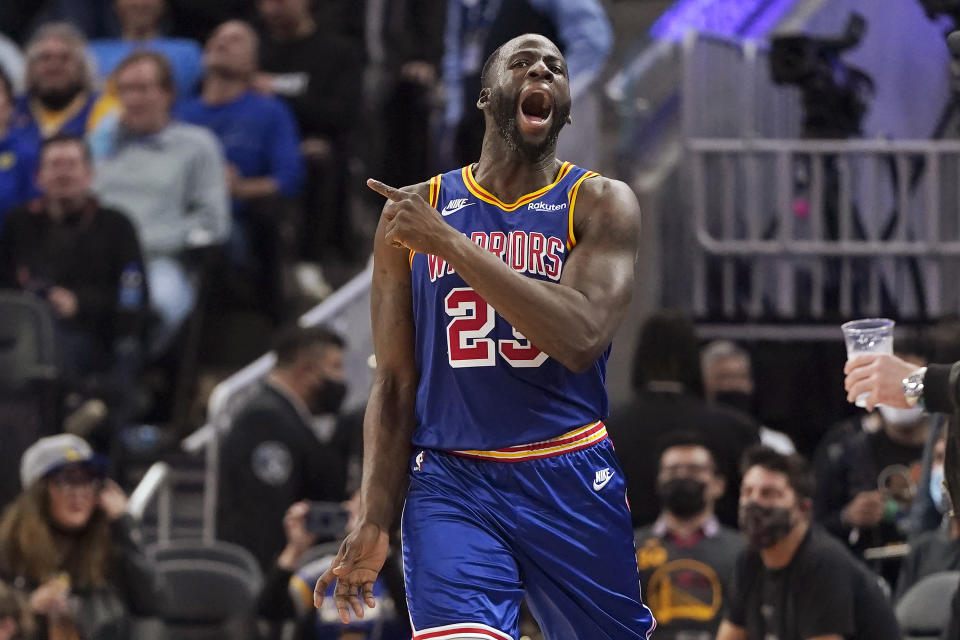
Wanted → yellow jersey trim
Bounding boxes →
[567,171,600,250]
[452,420,606,461]
[463,162,573,212]
[410,175,443,270]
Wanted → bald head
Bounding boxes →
[480,34,564,89]
[205,20,259,80]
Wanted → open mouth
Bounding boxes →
[518,89,553,128]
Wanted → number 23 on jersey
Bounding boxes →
[445,287,547,368]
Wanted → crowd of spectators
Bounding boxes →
[3,2,960,639]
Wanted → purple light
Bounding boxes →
[650,0,798,41]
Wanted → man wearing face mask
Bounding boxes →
[718,446,900,640]
[894,431,960,600]
[217,325,349,571]
[634,433,744,640]
[701,340,796,455]
[813,350,939,587]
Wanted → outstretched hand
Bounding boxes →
[314,521,390,623]
[367,178,455,255]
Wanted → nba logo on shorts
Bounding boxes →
[414,451,425,472]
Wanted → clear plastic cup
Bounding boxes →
[841,318,895,407]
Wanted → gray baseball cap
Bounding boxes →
[20,434,106,488]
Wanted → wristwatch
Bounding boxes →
[902,366,927,407]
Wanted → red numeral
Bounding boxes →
[499,327,548,367]
[445,288,496,367]
[444,287,545,368]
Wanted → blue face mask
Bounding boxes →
[930,465,947,514]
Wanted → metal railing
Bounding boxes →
[127,461,173,545]
[687,138,960,320]
[182,263,374,543]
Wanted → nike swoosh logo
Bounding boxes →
[593,474,613,491]
[441,202,475,216]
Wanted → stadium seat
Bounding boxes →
[0,291,61,508]
[151,540,263,640]
[895,570,960,640]
[148,539,262,578]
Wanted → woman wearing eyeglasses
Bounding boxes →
[0,434,163,640]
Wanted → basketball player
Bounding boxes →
[314,34,656,639]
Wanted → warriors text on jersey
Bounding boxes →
[409,162,607,451]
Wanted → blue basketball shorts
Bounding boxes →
[401,421,657,639]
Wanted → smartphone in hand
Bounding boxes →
[305,501,350,540]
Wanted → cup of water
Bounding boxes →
[841,318,895,407]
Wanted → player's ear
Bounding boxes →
[477,88,491,110]
[566,113,573,125]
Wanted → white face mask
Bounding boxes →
[878,405,924,428]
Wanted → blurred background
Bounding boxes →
[2,0,960,638]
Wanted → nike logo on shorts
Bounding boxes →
[593,467,614,491]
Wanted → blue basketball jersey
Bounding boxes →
[410,162,608,451]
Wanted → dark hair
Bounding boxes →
[740,445,814,501]
[656,431,719,471]
[480,45,503,89]
[273,325,345,367]
[631,310,703,395]
[39,132,92,164]
[0,66,13,102]
[114,50,176,97]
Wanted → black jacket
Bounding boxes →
[0,198,148,374]
[217,381,346,570]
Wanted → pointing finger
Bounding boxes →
[367,178,406,202]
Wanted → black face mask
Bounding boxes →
[657,477,708,518]
[715,391,755,416]
[308,379,347,415]
[738,502,795,549]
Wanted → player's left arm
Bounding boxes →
[369,176,640,372]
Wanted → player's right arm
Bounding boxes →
[313,181,427,622]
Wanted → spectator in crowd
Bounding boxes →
[368,0,444,190]
[179,19,303,312]
[894,430,960,601]
[257,498,408,640]
[218,326,349,570]
[0,133,148,386]
[2,0,116,44]
[813,368,938,586]
[440,0,612,168]
[906,417,951,538]
[92,51,229,355]
[13,24,116,141]
[255,0,364,269]
[0,579,34,640]
[180,20,303,213]
[0,68,38,230]
[606,311,759,528]
[717,446,900,640]
[634,432,744,640]
[702,340,796,454]
[0,434,163,640]
[0,34,24,94]
[89,0,204,100]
